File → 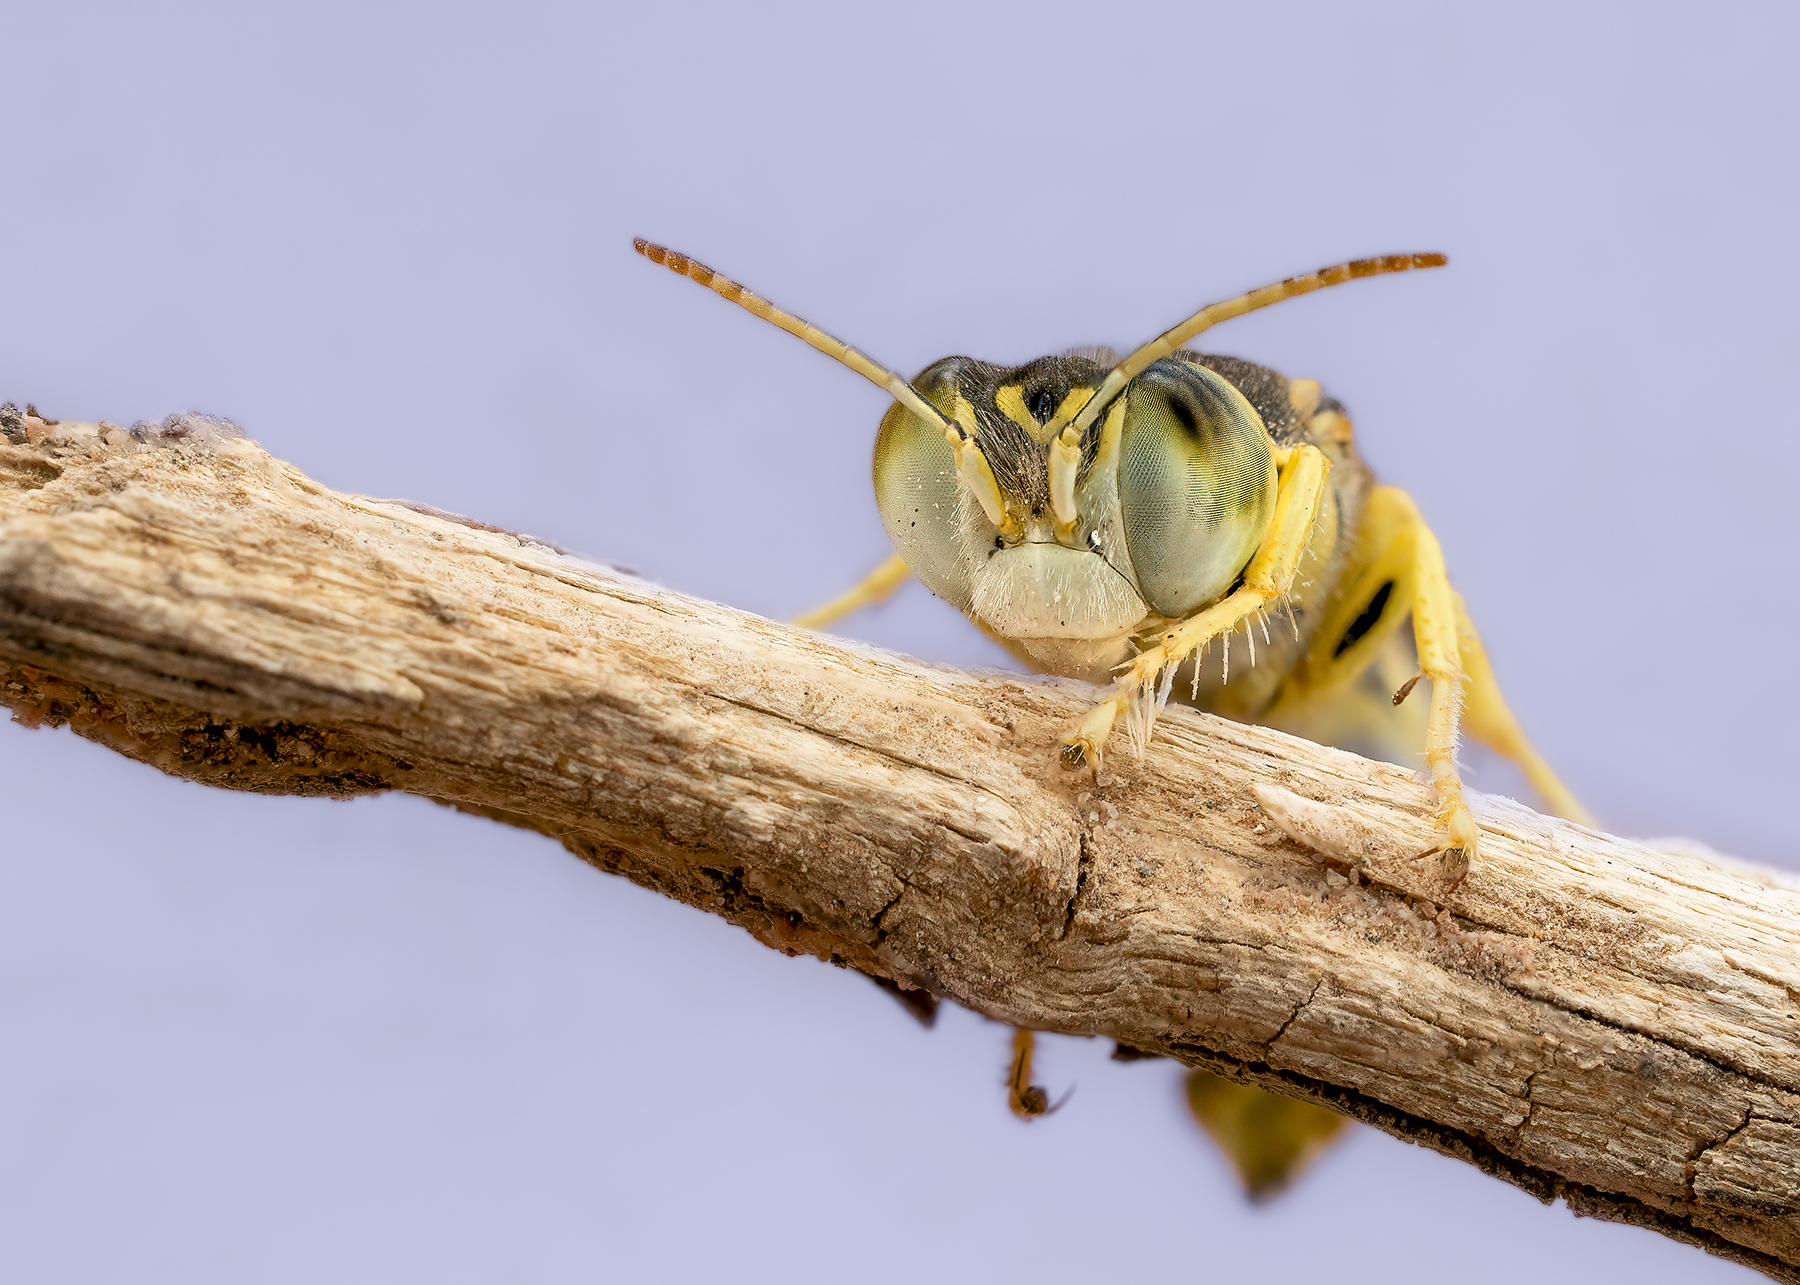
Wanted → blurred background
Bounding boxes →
[2,2,1794,1280]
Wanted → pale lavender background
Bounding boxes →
[1,2,1794,1281]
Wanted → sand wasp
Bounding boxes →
[633,237,1589,1191]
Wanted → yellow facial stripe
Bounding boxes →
[1093,399,1126,467]
[950,393,983,440]
[1041,386,1098,439]
[995,384,1038,433]
[1055,387,1095,423]
[999,384,1101,445]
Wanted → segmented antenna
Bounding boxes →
[1055,253,1448,439]
[633,239,961,439]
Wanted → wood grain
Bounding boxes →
[3,411,1797,1279]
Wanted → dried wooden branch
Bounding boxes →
[3,410,1798,1280]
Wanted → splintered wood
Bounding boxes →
[1,416,1797,1280]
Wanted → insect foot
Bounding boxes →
[1435,801,1481,884]
[1060,694,1124,775]
[1007,1029,1070,1120]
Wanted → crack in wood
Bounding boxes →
[1687,1107,1757,1203]
[1058,832,1094,941]
[1268,976,1324,1047]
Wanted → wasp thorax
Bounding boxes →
[874,353,1275,648]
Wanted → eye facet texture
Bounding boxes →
[1117,361,1277,617]
[873,358,975,613]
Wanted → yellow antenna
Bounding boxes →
[1053,253,1448,440]
[633,239,963,440]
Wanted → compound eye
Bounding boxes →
[873,357,976,613]
[1117,362,1277,617]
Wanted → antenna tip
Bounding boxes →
[1352,252,1448,277]
[1313,253,1450,289]
[632,238,714,285]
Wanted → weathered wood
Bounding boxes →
[3,411,1798,1279]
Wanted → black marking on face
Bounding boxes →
[1334,580,1395,657]
[948,353,1111,513]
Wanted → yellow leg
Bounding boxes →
[1257,485,1474,859]
[792,552,911,630]
[1388,491,1481,861]
[1264,484,1421,717]
[1062,445,1331,768]
[1265,486,1583,834]
[1454,593,1592,825]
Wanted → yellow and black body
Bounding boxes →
[633,237,1588,1195]
[859,338,1583,829]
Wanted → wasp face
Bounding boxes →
[873,352,1277,649]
